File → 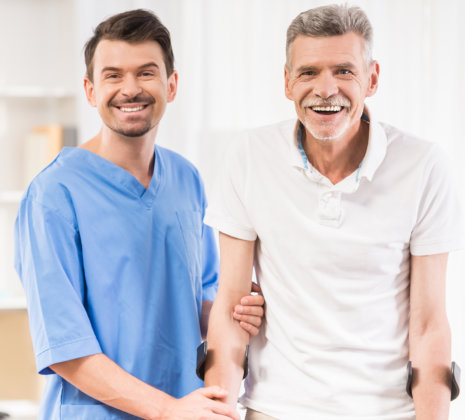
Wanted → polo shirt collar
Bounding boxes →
[289,120,306,169]
[289,106,387,183]
[357,107,387,182]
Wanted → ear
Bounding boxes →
[365,60,380,98]
[284,65,293,101]
[83,77,97,107]
[166,70,178,103]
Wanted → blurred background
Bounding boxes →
[0,0,464,418]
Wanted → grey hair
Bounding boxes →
[286,4,373,68]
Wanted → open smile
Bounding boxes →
[309,105,345,115]
[111,102,153,115]
[118,105,148,113]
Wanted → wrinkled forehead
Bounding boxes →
[287,33,367,70]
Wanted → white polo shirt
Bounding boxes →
[205,114,464,420]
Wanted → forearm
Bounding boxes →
[51,353,173,420]
[409,328,451,420]
[204,292,250,406]
[408,253,451,420]
[204,233,255,407]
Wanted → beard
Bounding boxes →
[301,95,352,141]
[107,93,157,138]
[109,120,155,138]
[303,116,351,141]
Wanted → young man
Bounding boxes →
[15,10,263,420]
[204,4,464,420]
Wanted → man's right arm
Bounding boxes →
[204,232,256,406]
[51,353,239,420]
[16,197,239,420]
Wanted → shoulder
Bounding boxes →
[381,122,436,154]
[25,150,73,198]
[379,122,446,168]
[156,145,201,178]
[156,146,207,204]
[20,149,81,227]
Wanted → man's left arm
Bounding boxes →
[200,218,263,339]
[201,285,264,339]
[409,253,451,419]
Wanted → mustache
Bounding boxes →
[302,96,351,108]
[110,94,155,107]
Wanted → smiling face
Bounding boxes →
[285,32,379,143]
[84,40,177,138]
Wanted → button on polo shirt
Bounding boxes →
[317,190,342,226]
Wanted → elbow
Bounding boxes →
[409,307,451,340]
[409,319,451,364]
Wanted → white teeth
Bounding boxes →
[120,106,145,112]
[311,106,342,112]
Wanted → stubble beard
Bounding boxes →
[109,120,155,138]
[107,93,156,138]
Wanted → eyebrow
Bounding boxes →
[100,62,160,74]
[333,62,356,70]
[295,62,357,74]
[101,66,121,74]
[295,65,318,74]
[138,62,160,70]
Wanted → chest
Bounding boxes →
[246,157,421,279]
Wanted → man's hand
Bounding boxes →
[160,386,240,420]
[235,283,264,336]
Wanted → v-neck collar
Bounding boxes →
[60,146,163,208]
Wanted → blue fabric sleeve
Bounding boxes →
[196,168,219,302]
[14,196,102,374]
[200,223,219,302]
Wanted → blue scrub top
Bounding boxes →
[14,146,219,419]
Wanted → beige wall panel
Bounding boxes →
[0,310,44,402]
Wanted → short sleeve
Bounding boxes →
[14,196,101,374]
[204,134,257,241]
[410,145,465,255]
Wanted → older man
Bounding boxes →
[204,4,463,420]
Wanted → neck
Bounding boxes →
[79,126,157,189]
[302,120,369,185]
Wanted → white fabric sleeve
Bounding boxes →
[410,144,465,255]
[204,134,257,241]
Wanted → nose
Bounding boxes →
[313,71,338,99]
[120,74,142,98]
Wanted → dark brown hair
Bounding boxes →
[84,9,175,81]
